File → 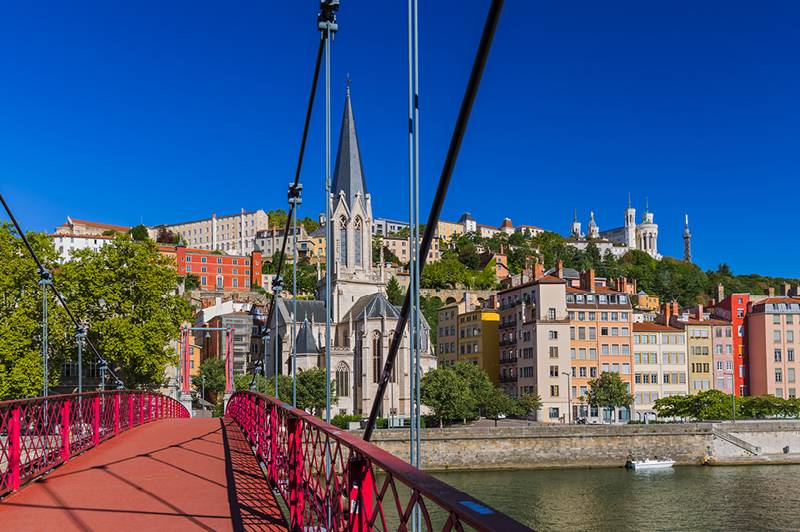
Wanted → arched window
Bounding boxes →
[336,362,350,397]
[340,216,348,266]
[372,331,382,383]
[388,331,396,383]
[354,217,362,267]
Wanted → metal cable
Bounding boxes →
[363,0,506,442]
[257,38,325,379]
[1,191,126,388]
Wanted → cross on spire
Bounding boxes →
[345,73,352,94]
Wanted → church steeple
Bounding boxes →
[332,90,368,213]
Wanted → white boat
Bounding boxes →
[627,456,675,469]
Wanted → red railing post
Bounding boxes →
[10,405,21,492]
[288,416,304,530]
[62,399,70,463]
[114,394,120,435]
[139,393,144,425]
[348,456,375,532]
[267,404,277,481]
[92,395,100,447]
[129,393,134,429]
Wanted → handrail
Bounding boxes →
[226,390,534,532]
[0,391,188,497]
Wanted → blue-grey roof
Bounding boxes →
[275,299,327,327]
[310,226,326,238]
[458,212,475,224]
[332,91,367,213]
[295,318,319,355]
[341,292,430,330]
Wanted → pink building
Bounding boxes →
[711,319,735,394]
[746,295,800,399]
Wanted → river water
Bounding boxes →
[431,465,800,532]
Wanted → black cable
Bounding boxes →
[363,0,506,442]
[256,38,325,378]
[0,191,126,388]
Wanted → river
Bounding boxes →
[431,465,800,532]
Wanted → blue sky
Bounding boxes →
[1,1,798,278]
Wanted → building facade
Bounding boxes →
[746,295,800,399]
[154,209,269,255]
[160,241,263,292]
[632,322,688,420]
[457,308,500,386]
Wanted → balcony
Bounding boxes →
[499,320,518,330]
[499,374,518,383]
[499,338,517,347]
[499,356,518,365]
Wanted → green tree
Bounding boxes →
[420,296,444,352]
[191,358,226,400]
[128,224,149,241]
[59,235,191,387]
[386,277,404,306]
[452,361,494,421]
[0,223,73,399]
[420,366,472,427]
[297,367,338,416]
[181,273,201,290]
[530,231,570,271]
[478,388,518,426]
[517,393,543,422]
[234,373,267,392]
[265,375,295,403]
[420,258,465,289]
[585,371,634,421]
[457,245,481,270]
[267,209,288,228]
[298,216,320,233]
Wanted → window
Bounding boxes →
[717,361,723,371]
[550,386,559,397]
[549,331,558,340]
[775,330,782,342]
[612,363,619,373]
[726,345,732,355]
[579,367,587,378]
[775,349,782,362]
[590,367,598,378]
[601,312,608,321]
[789,349,795,362]
[775,368,782,383]
[340,217,348,267]
[611,344,620,356]
[570,348,576,359]
[549,347,558,358]
[601,363,610,373]
[578,327,586,340]
[789,368,795,383]
[634,373,642,384]
[633,334,640,343]
[589,348,597,359]
[789,331,794,343]
[788,315,794,325]
[611,327,619,337]
[354,218,362,267]
[570,327,576,340]
[716,345,723,355]
[602,327,609,336]
[621,327,629,337]
[550,366,559,377]
[372,332,382,383]
[726,361,733,371]
[774,314,782,324]
[601,344,609,356]
[549,308,556,319]
[578,348,586,359]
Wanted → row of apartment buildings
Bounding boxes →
[438,266,800,423]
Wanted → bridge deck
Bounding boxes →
[0,418,288,532]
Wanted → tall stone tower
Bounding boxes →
[683,214,692,263]
[317,88,382,322]
[570,209,582,238]
[624,194,636,248]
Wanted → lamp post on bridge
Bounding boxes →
[201,374,206,418]
[178,325,235,414]
[562,371,572,425]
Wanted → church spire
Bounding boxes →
[332,89,367,213]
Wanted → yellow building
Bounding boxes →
[437,220,464,243]
[457,309,500,386]
[633,291,660,311]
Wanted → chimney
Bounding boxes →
[793,286,800,297]
[584,270,596,292]
[716,284,725,302]
[534,262,544,280]
[709,299,716,306]
[747,301,754,315]
[765,287,775,297]
[464,292,472,313]
[556,261,563,279]
[661,302,672,323]
[780,283,791,297]
[671,301,679,316]
[696,304,703,320]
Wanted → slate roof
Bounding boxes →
[458,212,475,224]
[332,91,367,213]
[341,292,430,330]
[295,318,319,354]
[275,299,327,327]
[309,226,327,238]
[543,266,580,279]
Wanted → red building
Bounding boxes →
[708,284,750,396]
[159,241,263,292]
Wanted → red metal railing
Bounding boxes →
[226,390,533,532]
[0,391,188,497]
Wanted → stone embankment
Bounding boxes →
[364,421,800,470]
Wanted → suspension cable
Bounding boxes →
[363,0,506,442]
[1,192,126,388]
[256,33,326,382]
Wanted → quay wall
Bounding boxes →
[365,421,800,471]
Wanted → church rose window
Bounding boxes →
[336,362,349,397]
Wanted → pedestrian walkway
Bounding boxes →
[0,418,288,531]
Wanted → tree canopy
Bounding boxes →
[585,371,634,409]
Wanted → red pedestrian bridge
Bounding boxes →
[0,390,531,532]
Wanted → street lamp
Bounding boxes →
[562,371,572,425]
[201,375,206,418]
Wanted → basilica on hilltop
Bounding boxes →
[570,198,661,259]
[267,89,436,418]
